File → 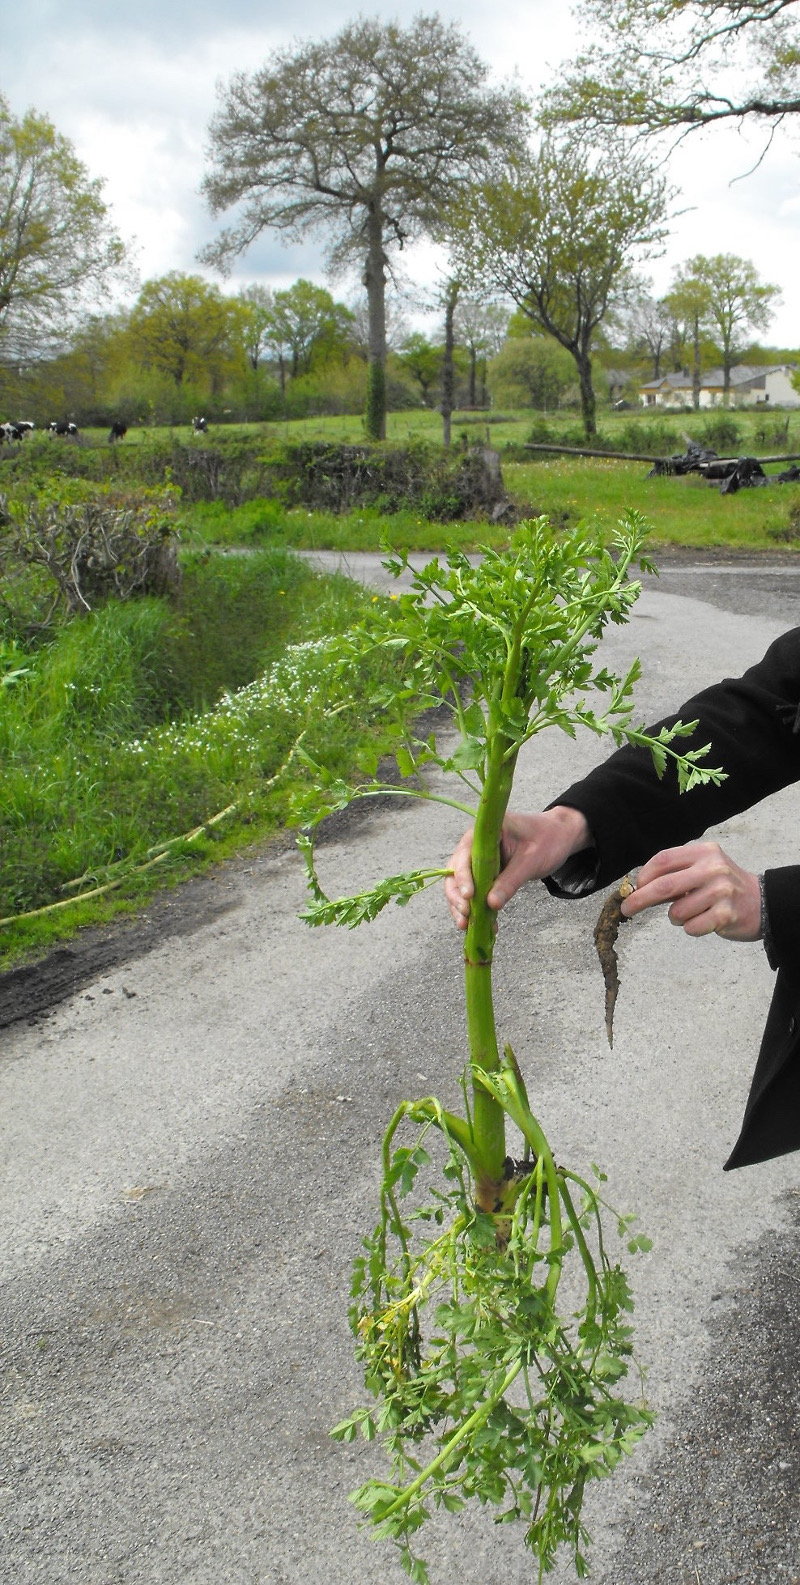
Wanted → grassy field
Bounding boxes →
[79,404,799,453]
[73,406,798,554]
[504,458,800,551]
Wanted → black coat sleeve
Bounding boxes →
[543,626,800,898]
[538,627,800,1171]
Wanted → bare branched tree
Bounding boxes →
[543,0,800,145]
[199,15,527,439]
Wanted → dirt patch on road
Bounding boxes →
[0,785,404,1030]
[0,858,257,1030]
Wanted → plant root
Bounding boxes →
[594,875,635,1049]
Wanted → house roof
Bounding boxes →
[639,363,796,394]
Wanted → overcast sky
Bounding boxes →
[5,1,800,347]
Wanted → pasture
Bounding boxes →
[47,406,800,552]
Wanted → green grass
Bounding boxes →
[181,499,515,552]
[0,548,406,966]
[504,458,800,551]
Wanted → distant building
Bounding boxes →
[639,364,800,410]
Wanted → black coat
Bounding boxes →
[543,626,800,1170]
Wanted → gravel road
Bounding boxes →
[2,553,800,1585]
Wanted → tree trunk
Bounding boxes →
[468,345,477,408]
[441,280,459,449]
[723,350,732,407]
[692,314,701,410]
[363,208,388,441]
[575,348,596,439]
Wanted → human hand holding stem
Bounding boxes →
[445,804,593,928]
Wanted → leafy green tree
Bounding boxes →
[673,253,781,402]
[0,94,129,353]
[128,273,238,390]
[46,309,132,421]
[235,283,276,371]
[452,134,669,437]
[270,279,354,378]
[617,279,677,379]
[662,271,714,404]
[199,14,527,440]
[396,332,443,406]
[488,334,576,410]
[543,0,800,139]
[454,295,509,406]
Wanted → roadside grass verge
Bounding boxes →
[0,548,406,967]
[181,498,514,552]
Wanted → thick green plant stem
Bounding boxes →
[463,743,516,1197]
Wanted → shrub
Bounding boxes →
[267,439,510,520]
[697,415,743,454]
[0,489,180,616]
[613,419,684,456]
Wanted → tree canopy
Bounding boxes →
[0,96,129,354]
[668,252,780,399]
[543,0,800,141]
[128,273,237,389]
[451,134,670,436]
[200,14,527,438]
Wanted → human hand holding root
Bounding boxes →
[620,840,762,941]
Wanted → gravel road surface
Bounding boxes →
[3,554,800,1585]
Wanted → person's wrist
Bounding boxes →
[549,805,592,856]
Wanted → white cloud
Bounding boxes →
[4,2,799,344]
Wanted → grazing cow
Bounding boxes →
[14,421,34,435]
[108,420,128,443]
[49,420,79,437]
[191,415,208,433]
[0,422,23,443]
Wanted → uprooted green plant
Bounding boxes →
[293,512,725,1581]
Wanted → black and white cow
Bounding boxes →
[191,415,208,433]
[0,420,34,442]
[49,420,79,437]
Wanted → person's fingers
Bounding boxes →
[619,842,761,941]
[486,846,536,910]
[444,829,475,928]
[450,830,475,897]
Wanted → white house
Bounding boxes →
[639,364,800,409]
